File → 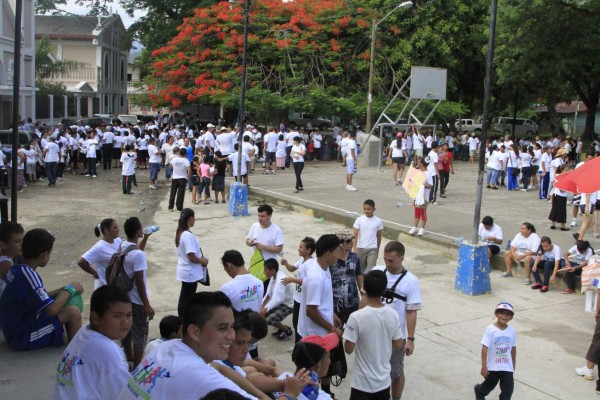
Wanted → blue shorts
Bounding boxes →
[149,163,160,180]
[347,159,355,175]
[7,314,64,350]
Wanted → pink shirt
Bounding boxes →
[199,163,211,179]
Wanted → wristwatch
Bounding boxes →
[407,337,415,341]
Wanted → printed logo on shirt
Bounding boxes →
[126,358,172,399]
[36,287,49,301]
[56,352,83,387]
[239,285,260,303]
[493,335,512,365]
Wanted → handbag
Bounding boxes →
[197,243,211,286]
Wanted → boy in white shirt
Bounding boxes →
[220,249,265,313]
[346,132,358,191]
[474,303,517,400]
[120,144,137,195]
[343,270,403,399]
[260,259,294,341]
[144,315,183,356]
[353,199,384,272]
[52,286,132,400]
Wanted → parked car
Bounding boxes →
[136,115,155,124]
[454,118,483,132]
[60,117,105,129]
[116,114,139,125]
[93,114,115,126]
[288,112,332,131]
[0,130,36,154]
[493,117,539,136]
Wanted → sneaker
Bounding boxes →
[431,201,439,206]
[92,175,97,178]
[347,185,358,191]
[408,226,418,235]
[271,329,283,337]
[520,188,527,192]
[531,282,542,289]
[149,185,158,190]
[168,208,174,212]
[417,228,425,236]
[84,174,91,177]
[278,329,293,341]
[540,285,549,293]
[498,271,513,278]
[571,220,577,227]
[523,279,532,285]
[576,366,594,380]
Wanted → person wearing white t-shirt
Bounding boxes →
[297,234,343,340]
[478,216,503,261]
[245,204,284,282]
[343,270,403,399]
[220,249,265,313]
[85,131,99,177]
[340,132,349,166]
[118,292,262,400]
[52,286,132,400]
[147,137,161,189]
[468,134,480,164]
[530,237,564,292]
[411,127,424,160]
[228,145,251,185]
[120,217,155,369]
[426,142,441,204]
[371,241,422,400]
[260,259,294,340]
[500,222,541,282]
[263,128,279,174]
[291,136,306,192]
[120,144,137,194]
[102,129,115,170]
[346,132,358,191]
[168,148,191,212]
[538,146,553,199]
[352,199,383,272]
[144,315,183,356]
[312,131,323,161]
[174,208,209,317]
[43,137,60,186]
[77,218,122,289]
[474,303,517,400]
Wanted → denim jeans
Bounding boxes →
[44,162,58,185]
[531,259,566,286]
[486,168,499,186]
[539,172,550,199]
[507,167,519,190]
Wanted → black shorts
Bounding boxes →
[580,204,596,215]
[265,152,276,163]
[488,245,500,255]
[138,149,148,162]
[392,156,405,165]
[113,148,122,160]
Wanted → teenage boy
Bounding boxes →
[372,241,422,400]
[246,204,284,282]
[220,249,265,313]
[353,199,384,273]
[0,228,83,350]
[120,144,136,194]
[344,270,403,400]
[52,286,132,400]
[346,132,358,191]
[168,147,191,212]
[260,259,294,341]
[144,315,183,356]
[121,217,155,369]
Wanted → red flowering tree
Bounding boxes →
[142,0,377,122]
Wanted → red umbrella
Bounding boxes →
[554,157,600,194]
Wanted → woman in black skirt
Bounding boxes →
[548,166,569,230]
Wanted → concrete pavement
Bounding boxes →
[0,161,598,399]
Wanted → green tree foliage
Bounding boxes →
[496,0,600,139]
[35,36,89,81]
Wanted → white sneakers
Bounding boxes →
[149,185,158,190]
[571,219,577,227]
[346,185,358,191]
[575,366,594,380]
[409,226,418,235]
[408,226,425,236]
[417,228,425,236]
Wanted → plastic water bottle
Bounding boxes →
[301,371,320,400]
[143,225,160,235]
[505,239,511,250]
[593,279,600,288]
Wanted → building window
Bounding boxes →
[121,60,125,82]
[104,54,109,79]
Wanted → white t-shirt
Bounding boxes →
[426,150,439,175]
[118,339,256,400]
[511,233,541,256]
[520,152,532,168]
[216,132,236,155]
[52,324,129,400]
[147,144,161,164]
[161,143,174,161]
[539,244,562,262]
[539,152,552,172]
[120,151,137,176]
[176,230,205,282]
[103,131,115,144]
[468,137,479,151]
[292,257,312,303]
[246,222,284,260]
[478,223,503,246]
[213,359,247,377]
[171,156,191,179]
[82,238,123,286]
[567,246,594,264]
[313,133,322,149]
[298,259,333,337]
[220,274,265,312]
[44,142,60,162]
[144,337,167,356]
[343,306,402,393]
[264,270,294,311]
[486,151,501,170]
[265,132,278,152]
[341,137,349,155]
[86,139,98,158]
[481,324,517,372]
[346,140,357,159]
[24,148,37,164]
[389,140,403,158]
[371,266,421,339]
[291,144,306,163]
[228,152,250,176]
[412,134,423,150]
[353,215,384,249]
[122,240,148,306]
[276,140,287,158]
[425,136,433,148]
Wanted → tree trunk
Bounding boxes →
[583,103,598,141]
[546,103,561,134]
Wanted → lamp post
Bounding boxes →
[366,1,413,135]
[472,0,498,243]
[10,0,23,221]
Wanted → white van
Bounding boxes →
[116,114,139,125]
[494,117,538,136]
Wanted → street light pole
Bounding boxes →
[472,0,498,243]
[365,1,413,135]
[10,0,23,222]
[236,0,250,184]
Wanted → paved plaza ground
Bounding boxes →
[1,159,598,399]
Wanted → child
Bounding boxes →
[0,228,83,350]
[212,150,227,203]
[561,240,594,294]
[344,270,403,400]
[276,134,286,170]
[198,155,213,204]
[190,155,201,204]
[144,315,183,355]
[51,285,132,400]
[353,199,384,272]
[0,221,24,298]
[346,132,358,190]
[408,157,434,236]
[24,141,38,184]
[260,259,294,341]
[474,302,517,400]
[281,236,316,343]
[120,144,137,195]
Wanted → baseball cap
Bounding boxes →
[495,302,514,315]
[292,333,339,369]
[396,131,403,138]
[207,123,215,128]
